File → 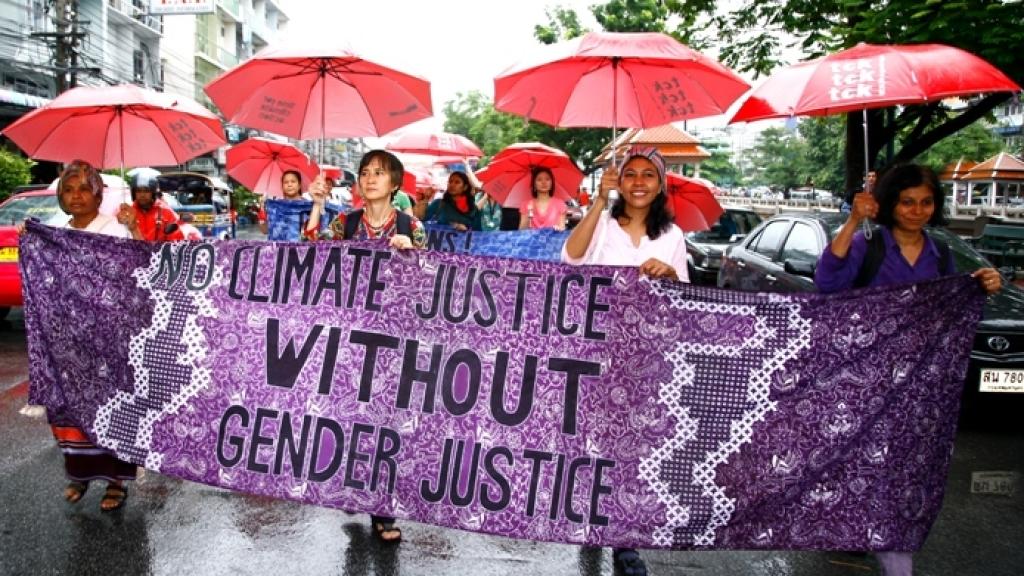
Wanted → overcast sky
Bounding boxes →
[281,1,780,140]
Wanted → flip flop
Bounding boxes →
[372,521,402,543]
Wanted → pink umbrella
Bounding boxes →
[226,138,318,198]
[730,43,1020,123]
[204,42,432,151]
[386,132,483,157]
[0,83,224,170]
[665,172,724,232]
[729,42,1020,237]
[477,146,583,209]
[490,142,565,164]
[494,31,749,139]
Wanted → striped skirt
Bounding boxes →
[52,426,137,482]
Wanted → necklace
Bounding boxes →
[363,209,394,233]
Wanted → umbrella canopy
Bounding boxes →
[226,138,318,198]
[494,31,750,130]
[0,84,224,169]
[490,142,566,164]
[477,146,582,208]
[730,43,1021,123]
[204,42,432,140]
[665,172,724,232]
[401,167,433,195]
[386,132,483,157]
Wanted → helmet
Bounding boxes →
[128,168,161,200]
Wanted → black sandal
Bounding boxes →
[100,483,128,512]
[64,481,89,504]
[613,548,648,576]
[372,521,402,543]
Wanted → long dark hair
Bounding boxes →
[610,193,673,240]
[873,163,946,228]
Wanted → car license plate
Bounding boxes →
[979,369,1024,393]
[0,247,17,263]
[970,471,1018,496]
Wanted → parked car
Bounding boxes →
[685,207,762,285]
[717,212,1024,425]
[0,175,131,319]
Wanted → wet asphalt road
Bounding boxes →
[1,238,1022,575]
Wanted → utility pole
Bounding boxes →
[31,0,94,95]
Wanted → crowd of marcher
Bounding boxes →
[18,147,1005,576]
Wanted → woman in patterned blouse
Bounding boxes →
[303,150,426,250]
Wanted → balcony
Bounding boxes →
[218,0,242,22]
[196,34,239,70]
[107,0,162,36]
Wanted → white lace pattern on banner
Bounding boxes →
[638,285,812,547]
[93,244,221,471]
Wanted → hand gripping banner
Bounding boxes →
[21,222,984,551]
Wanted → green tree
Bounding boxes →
[669,0,1024,193]
[797,116,846,194]
[534,5,588,44]
[699,147,741,187]
[443,91,610,174]
[748,127,809,192]
[915,121,1006,174]
[0,149,35,201]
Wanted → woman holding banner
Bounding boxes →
[815,164,1001,576]
[28,160,136,512]
[302,150,425,542]
[561,146,689,576]
[257,169,308,234]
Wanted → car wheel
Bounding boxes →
[0,307,9,320]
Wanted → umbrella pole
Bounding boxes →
[320,69,326,167]
[861,108,873,240]
[119,106,129,204]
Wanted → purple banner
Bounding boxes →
[21,222,984,551]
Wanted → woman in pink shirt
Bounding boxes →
[563,146,689,284]
[520,166,568,230]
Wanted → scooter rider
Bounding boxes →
[118,168,184,241]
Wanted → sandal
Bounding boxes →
[100,483,128,512]
[64,481,89,504]
[613,548,648,576]
[372,521,402,543]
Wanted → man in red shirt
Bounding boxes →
[119,170,185,241]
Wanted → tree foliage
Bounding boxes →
[671,0,1024,192]
[442,91,609,174]
[0,149,35,202]
[914,121,1006,175]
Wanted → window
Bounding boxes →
[133,49,144,83]
[751,221,791,259]
[780,222,820,263]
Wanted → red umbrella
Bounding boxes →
[0,83,224,170]
[477,146,582,209]
[665,172,724,232]
[204,42,432,147]
[226,138,318,198]
[490,142,565,163]
[730,43,1020,122]
[494,31,749,134]
[729,42,1020,237]
[386,132,483,157]
[401,167,433,195]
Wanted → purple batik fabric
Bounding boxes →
[20,221,985,551]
